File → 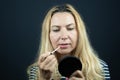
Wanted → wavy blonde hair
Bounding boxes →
[28,4,105,80]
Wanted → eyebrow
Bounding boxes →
[51,23,75,28]
[66,23,75,27]
[51,25,60,28]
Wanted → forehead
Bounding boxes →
[51,12,75,26]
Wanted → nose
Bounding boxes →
[60,29,68,40]
[61,35,68,40]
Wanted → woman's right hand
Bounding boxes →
[38,52,57,79]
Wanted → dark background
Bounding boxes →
[1,0,120,80]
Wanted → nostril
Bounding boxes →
[61,36,68,40]
[61,38,66,40]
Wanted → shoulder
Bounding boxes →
[27,63,39,80]
[100,59,109,68]
[100,59,111,80]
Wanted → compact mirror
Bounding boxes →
[58,55,82,78]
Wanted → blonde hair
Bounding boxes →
[28,4,105,80]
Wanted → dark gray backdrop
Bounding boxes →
[1,0,120,80]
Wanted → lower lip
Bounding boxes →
[60,45,69,49]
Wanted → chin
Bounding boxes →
[59,50,72,55]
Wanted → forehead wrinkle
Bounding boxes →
[66,23,75,27]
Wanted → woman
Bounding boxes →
[27,4,110,80]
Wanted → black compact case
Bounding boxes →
[58,55,82,78]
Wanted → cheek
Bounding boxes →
[50,33,58,45]
[71,32,78,45]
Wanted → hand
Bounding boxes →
[69,70,85,80]
[38,52,57,79]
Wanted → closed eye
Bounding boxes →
[51,25,60,32]
[52,29,60,32]
[66,23,76,31]
[67,27,74,31]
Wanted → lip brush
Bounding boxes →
[50,46,60,55]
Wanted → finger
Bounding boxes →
[42,55,55,66]
[69,77,80,80]
[44,58,57,71]
[38,52,50,63]
[71,70,84,78]
[38,53,50,69]
[40,55,55,69]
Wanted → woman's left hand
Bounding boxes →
[69,70,85,80]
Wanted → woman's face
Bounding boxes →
[50,12,78,55]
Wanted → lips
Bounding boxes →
[59,43,70,49]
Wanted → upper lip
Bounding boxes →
[59,43,70,45]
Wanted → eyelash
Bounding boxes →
[67,27,74,30]
[52,27,75,32]
[52,29,60,32]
